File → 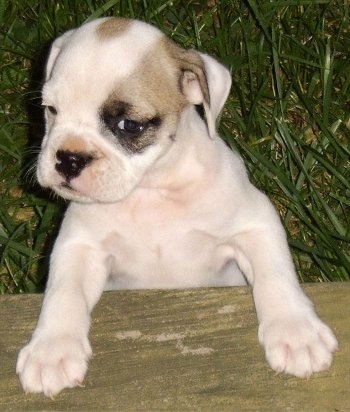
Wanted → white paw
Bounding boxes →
[259,314,338,378]
[16,334,92,397]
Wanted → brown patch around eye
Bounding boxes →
[100,100,161,154]
[119,127,158,154]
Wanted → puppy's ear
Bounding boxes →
[179,50,231,138]
[45,30,75,80]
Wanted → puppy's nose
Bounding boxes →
[55,150,93,180]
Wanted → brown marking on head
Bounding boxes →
[99,35,210,153]
[124,36,210,113]
[96,17,131,39]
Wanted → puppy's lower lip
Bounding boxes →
[60,182,75,191]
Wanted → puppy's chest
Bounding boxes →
[102,221,226,289]
[98,203,233,289]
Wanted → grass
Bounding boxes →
[0,0,349,293]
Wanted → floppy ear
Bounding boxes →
[45,30,75,80]
[179,50,232,138]
[198,52,232,122]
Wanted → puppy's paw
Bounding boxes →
[259,315,338,378]
[16,334,92,397]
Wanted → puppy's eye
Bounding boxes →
[117,119,145,134]
[46,106,57,115]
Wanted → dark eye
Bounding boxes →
[117,119,145,134]
[46,106,57,115]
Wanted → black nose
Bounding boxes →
[55,150,93,181]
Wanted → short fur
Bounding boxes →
[17,17,338,397]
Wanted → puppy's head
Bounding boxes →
[37,17,231,203]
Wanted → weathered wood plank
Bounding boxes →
[1,283,349,411]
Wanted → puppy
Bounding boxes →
[17,17,338,397]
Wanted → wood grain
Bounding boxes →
[1,283,349,411]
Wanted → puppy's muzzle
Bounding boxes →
[55,150,93,181]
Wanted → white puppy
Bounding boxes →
[17,17,338,397]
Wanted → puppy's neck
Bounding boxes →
[139,106,219,197]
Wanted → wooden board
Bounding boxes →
[1,283,349,411]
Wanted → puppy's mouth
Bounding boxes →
[39,140,151,203]
[56,181,81,197]
[60,181,75,191]
[51,180,95,203]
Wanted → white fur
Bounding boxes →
[17,18,338,397]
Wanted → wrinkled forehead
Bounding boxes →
[43,18,164,103]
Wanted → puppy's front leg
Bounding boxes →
[233,201,338,377]
[16,243,108,397]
